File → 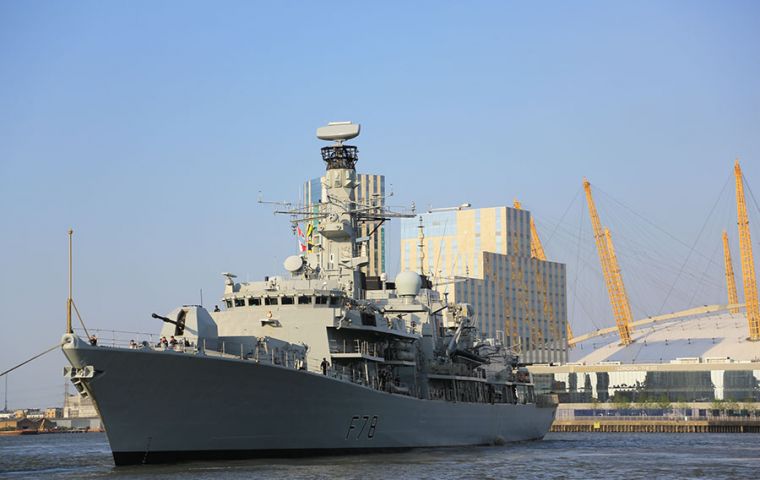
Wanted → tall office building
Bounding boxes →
[400,206,568,363]
[303,173,386,277]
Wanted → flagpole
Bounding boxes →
[66,229,73,334]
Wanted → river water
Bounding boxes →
[0,432,757,479]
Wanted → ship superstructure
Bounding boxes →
[61,122,557,465]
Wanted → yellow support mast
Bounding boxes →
[514,200,547,260]
[722,230,739,314]
[513,200,572,345]
[509,230,543,347]
[734,160,760,340]
[583,179,633,345]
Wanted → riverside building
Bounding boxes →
[400,206,568,363]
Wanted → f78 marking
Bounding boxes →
[345,415,379,440]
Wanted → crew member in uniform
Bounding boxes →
[320,358,330,375]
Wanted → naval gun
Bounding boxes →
[152,312,185,336]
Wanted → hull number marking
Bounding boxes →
[345,415,378,440]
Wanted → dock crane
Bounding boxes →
[734,160,760,340]
[582,179,634,345]
[722,230,740,315]
[513,200,573,345]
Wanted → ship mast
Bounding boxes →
[316,123,366,297]
[271,122,415,298]
[67,229,73,334]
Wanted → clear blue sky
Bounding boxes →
[1,1,759,408]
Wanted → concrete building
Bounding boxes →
[63,392,98,418]
[44,407,63,419]
[25,410,44,420]
[400,207,568,363]
[304,173,386,277]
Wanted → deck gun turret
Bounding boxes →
[152,313,185,336]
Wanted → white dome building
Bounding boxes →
[530,311,760,404]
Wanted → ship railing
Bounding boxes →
[311,359,371,386]
[203,340,307,370]
[72,328,163,349]
[428,362,475,378]
[72,329,308,369]
[307,358,417,397]
[304,355,362,378]
[329,339,385,358]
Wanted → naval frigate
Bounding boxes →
[61,122,557,465]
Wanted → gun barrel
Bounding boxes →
[151,313,179,326]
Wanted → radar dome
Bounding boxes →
[395,271,422,297]
[283,255,304,273]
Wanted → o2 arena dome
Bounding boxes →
[570,311,760,364]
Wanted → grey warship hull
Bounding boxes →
[63,339,555,465]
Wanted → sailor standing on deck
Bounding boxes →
[320,358,330,375]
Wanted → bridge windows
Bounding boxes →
[315,296,329,305]
[229,294,340,307]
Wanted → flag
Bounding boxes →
[296,225,307,252]
[305,223,314,252]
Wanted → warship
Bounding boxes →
[61,122,557,465]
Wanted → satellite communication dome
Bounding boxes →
[395,271,422,297]
[283,255,304,273]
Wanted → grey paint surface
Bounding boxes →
[63,338,554,457]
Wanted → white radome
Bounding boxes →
[395,271,422,297]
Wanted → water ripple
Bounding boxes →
[0,432,757,479]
